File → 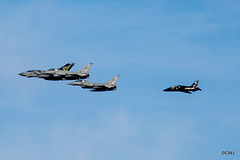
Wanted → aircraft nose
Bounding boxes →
[163,87,171,91]
[18,72,25,76]
[68,82,79,86]
[68,82,75,85]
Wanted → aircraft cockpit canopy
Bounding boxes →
[77,80,85,82]
[27,70,36,72]
[27,70,42,72]
[48,68,58,71]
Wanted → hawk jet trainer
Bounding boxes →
[163,80,202,94]
[68,75,120,92]
[19,63,93,81]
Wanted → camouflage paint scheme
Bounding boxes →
[19,63,93,80]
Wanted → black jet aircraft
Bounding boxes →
[163,80,202,94]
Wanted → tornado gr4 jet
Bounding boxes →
[68,75,120,92]
[19,63,93,81]
[163,80,202,94]
[18,63,75,78]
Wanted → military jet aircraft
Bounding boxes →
[18,63,75,78]
[163,80,202,94]
[19,63,93,81]
[68,75,120,92]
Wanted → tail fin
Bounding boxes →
[78,63,93,74]
[59,63,75,71]
[105,75,120,86]
[191,80,199,88]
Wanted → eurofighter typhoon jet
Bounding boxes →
[163,80,202,94]
[19,63,93,81]
[68,75,120,92]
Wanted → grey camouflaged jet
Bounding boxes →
[18,62,75,78]
[19,63,93,81]
[163,80,202,94]
[68,75,120,92]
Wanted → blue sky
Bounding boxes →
[0,0,240,160]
